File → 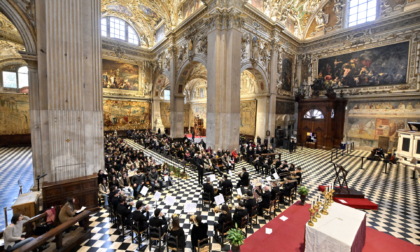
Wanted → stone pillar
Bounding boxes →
[33,0,103,183]
[151,98,164,133]
[206,1,244,150]
[168,42,185,138]
[255,96,268,140]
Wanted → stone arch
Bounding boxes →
[0,2,36,54]
[240,63,269,93]
[176,60,207,95]
[302,0,330,39]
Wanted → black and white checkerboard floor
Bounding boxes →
[1,143,419,251]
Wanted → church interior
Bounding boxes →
[0,0,419,251]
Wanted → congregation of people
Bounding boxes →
[90,130,304,251]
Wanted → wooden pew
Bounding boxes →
[15,207,100,252]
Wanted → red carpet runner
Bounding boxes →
[241,202,419,252]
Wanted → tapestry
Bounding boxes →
[0,93,30,135]
[318,42,409,88]
[103,99,151,131]
[160,102,189,128]
[346,100,420,148]
[240,100,257,136]
[102,59,139,90]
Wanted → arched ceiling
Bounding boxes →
[101,0,329,48]
[0,12,25,66]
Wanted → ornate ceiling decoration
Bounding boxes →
[0,13,25,65]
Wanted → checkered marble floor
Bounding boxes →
[1,144,419,251]
[0,147,34,231]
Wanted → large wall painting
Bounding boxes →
[318,42,409,88]
[103,99,151,131]
[282,54,294,91]
[0,93,30,135]
[102,59,139,91]
[346,100,420,149]
[240,100,257,136]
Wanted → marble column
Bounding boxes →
[32,0,103,183]
[255,96,269,140]
[151,98,164,133]
[206,8,243,150]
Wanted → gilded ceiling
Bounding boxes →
[100,0,332,48]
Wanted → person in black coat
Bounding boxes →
[203,177,215,205]
[191,215,208,252]
[219,175,233,196]
[214,205,232,238]
[233,202,248,227]
[116,196,134,226]
[244,191,257,217]
[195,154,205,185]
[256,186,271,215]
[149,208,168,233]
[168,215,186,249]
[236,168,249,188]
[132,201,150,232]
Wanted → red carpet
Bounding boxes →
[241,202,418,252]
[334,197,378,210]
[185,134,205,139]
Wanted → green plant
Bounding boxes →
[226,225,246,246]
[297,186,309,196]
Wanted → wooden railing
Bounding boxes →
[15,207,100,252]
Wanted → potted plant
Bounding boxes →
[297,186,309,205]
[226,225,246,252]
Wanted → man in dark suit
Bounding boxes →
[219,175,233,196]
[236,168,249,188]
[244,191,257,217]
[256,186,271,215]
[117,196,134,226]
[132,200,150,232]
[203,177,215,205]
[195,154,205,185]
[149,208,167,233]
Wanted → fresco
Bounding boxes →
[180,0,202,20]
[240,100,257,136]
[318,42,409,88]
[346,100,420,148]
[103,99,151,131]
[102,59,139,90]
[241,70,258,95]
[0,93,30,135]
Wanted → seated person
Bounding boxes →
[148,167,163,193]
[219,175,233,196]
[118,173,133,197]
[203,177,215,204]
[132,201,150,233]
[98,178,110,207]
[214,204,232,239]
[256,186,271,215]
[244,191,257,217]
[168,215,186,249]
[4,213,35,251]
[59,197,77,224]
[236,168,249,188]
[131,170,147,198]
[233,202,248,227]
[191,215,208,252]
[149,208,168,233]
[116,196,134,226]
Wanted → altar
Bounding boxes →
[305,202,366,252]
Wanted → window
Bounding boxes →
[2,66,29,89]
[101,17,139,45]
[304,109,324,119]
[348,0,377,27]
[163,89,170,100]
